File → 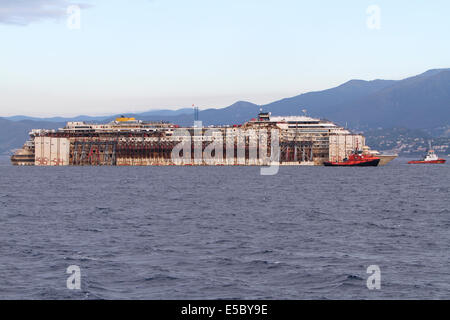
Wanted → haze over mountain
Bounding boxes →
[323,68,450,129]
[96,68,449,129]
[1,68,449,154]
[0,118,63,155]
[6,108,195,123]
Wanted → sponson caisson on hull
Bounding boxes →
[11,112,378,167]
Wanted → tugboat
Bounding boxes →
[324,149,380,167]
[408,149,446,164]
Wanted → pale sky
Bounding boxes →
[1,0,449,117]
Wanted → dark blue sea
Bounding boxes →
[0,156,449,299]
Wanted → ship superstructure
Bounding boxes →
[11,113,369,166]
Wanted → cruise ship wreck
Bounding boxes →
[10,113,396,166]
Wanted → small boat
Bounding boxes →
[324,150,380,167]
[362,146,398,166]
[408,149,446,164]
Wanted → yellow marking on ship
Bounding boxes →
[116,117,136,122]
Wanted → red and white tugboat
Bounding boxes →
[408,149,446,164]
[324,149,380,167]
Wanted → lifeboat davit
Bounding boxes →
[408,149,446,164]
[324,150,380,167]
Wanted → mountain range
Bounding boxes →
[1,68,449,154]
